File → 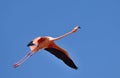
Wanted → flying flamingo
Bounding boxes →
[14,26,80,69]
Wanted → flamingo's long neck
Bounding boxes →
[53,26,80,41]
[53,31,73,41]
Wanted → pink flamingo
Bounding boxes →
[14,26,80,69]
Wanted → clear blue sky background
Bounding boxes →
[0,0,120,78]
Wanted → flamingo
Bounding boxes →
[14,26,80,69]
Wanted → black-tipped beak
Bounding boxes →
[78,26,81,29]
[27,41,35,47]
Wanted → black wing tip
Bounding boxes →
[27,41,34,47]
[70,64,78,70]
[45,48,78,70]
[73,66,78,70]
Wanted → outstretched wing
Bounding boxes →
[44,42,78,69]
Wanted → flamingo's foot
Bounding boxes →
[14,63,20,68]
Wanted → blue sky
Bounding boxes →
[0,0,120,78]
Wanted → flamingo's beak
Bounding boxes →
[77,26,81,29]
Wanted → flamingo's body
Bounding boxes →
[14,26,80,69]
